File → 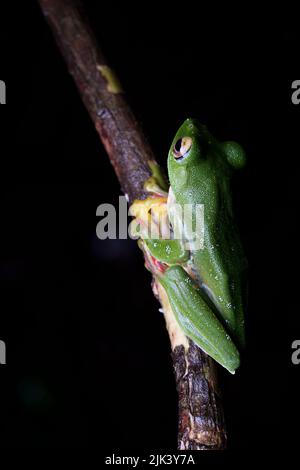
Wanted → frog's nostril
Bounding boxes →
[173,136,192,159]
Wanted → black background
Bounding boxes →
[0,1,299,454]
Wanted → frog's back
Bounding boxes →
[167,118,247,346]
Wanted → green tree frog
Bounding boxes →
[130,118,247,374]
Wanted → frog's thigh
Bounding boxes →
[158,265,240,374]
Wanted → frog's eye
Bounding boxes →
[173,136,192,159]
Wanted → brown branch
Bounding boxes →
[38,0,227,449]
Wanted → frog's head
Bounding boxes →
[168,118,246,189]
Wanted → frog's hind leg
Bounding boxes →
[157,265,240,374]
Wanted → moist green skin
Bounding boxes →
[159,265,240,374]
[167,119,247,349]
[133,118,247,373]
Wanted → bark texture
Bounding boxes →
[38,0,227,449]
[173,342,226,449]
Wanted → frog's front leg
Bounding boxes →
[129,168,189,268]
